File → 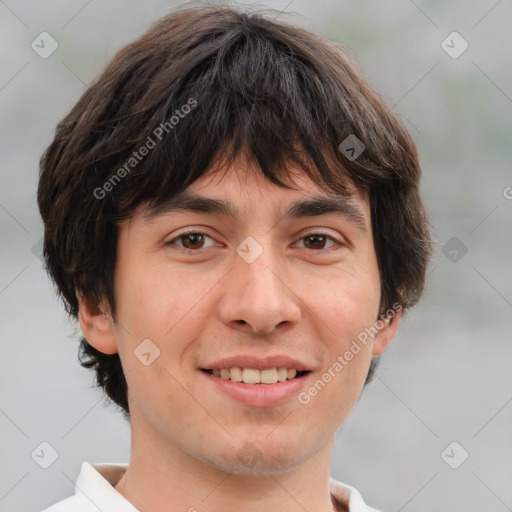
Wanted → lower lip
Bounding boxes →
[200,371,312,407]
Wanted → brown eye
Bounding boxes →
[302,234,329,249]
[180,233,205,249]
[167,231,215,251]
[299,233,340,250]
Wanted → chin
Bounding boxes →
[203,439,312,476]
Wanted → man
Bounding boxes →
[37,4,432,511]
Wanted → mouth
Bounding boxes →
[200,367,311,384]
[198,355,314,406]
[199,367,312,407]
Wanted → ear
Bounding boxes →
[77,292,118,354]
[372,308,402,356]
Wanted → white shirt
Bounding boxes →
[40,462,381,512]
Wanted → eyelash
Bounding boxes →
[166,229,344,253]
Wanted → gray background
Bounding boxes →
[1,1,511,511]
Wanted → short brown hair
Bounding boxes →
[37,4,432,418]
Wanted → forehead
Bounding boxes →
[142,162,370,230]
[194,164,355,196]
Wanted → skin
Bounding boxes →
[78,156,401,512]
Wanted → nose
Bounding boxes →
[217,249,302,335]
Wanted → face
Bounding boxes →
[81,158,400,476]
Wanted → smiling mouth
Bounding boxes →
[200,368,310,384]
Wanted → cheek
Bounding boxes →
[301,268,380,402]
[305,269,381,343]
[115,261,220,344]
[116,259,174,316]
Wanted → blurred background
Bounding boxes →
[1,1,511,511]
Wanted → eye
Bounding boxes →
[165,230,343,253]
[296,232,342,250]
[166,231,216,251]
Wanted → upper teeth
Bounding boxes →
[212,368,298,384]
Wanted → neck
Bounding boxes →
[114,413,341,512]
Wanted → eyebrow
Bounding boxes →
[144,191,367,232]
